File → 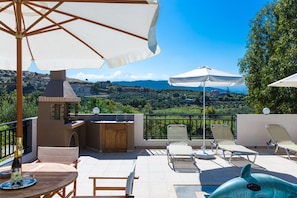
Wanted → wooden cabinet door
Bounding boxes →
[104,124,127,152]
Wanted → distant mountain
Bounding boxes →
[112,80,247,94]
[0,69,247,96]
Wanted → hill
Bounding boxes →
[0,70,247,96]
[112,80,247,94]
[0,71,252,120]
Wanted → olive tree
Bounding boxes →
[239,0,297,113]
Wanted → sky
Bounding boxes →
[30,0,271,82]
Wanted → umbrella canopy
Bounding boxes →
[168,66,244,148]
[268,73,297,88]
[0,0,160,139]
[0,0,160,70]
[169,66,244,87]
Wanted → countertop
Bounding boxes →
[64,120,85,129]
[90,121,134,124]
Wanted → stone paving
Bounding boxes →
[73,148,297,198]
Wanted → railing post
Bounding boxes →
[144,114,148,140]
[188,115,192,140]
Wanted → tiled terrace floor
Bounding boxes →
[74,147,297,198]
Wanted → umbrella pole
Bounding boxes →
[16,2,22,139]
[16,2,23,162]
[203,82,206,150]
[16,36,23,159]
[195,82,214,159]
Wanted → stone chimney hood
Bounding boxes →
[39,70,80,103]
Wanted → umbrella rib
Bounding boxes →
[24,2,89,35]
[0,3,16,35]
[23,0,149,4]
[19,1,150,59]
[0,2,13,12]
[27,1,148,41]
[27,2,104,58]
[22,2,63,35]
[53,21,105,58]
[26,20,68,36]
[21,8,35,61]
[0,22,15,35]
[82,16,148,41]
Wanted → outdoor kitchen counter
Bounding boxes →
[64,120,85,129]
[86,121,134,152]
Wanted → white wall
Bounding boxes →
[237,114,297,147]
[26,114,295,157]
[134,114,166,148]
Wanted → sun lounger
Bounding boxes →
[265,124,297,160]
[166,124,199,172]
[211,124,258,163]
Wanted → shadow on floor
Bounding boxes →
[174,185,218,198]
[168,158,200,173]
[79,148,151,160]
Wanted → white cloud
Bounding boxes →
[113,70,122,77]
[69,71,165,82]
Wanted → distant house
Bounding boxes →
[71,82,93,96]
[185,98,195,104]
[210,89,220,97]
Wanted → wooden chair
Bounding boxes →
[36,146,79,198]
[80,162,138,198]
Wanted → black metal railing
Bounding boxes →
[0,114,236,162]
[144,113,236,140]
[0,119,31,161]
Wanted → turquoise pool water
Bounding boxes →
[174,185,218,198]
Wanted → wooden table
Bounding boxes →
[0,162,78,198]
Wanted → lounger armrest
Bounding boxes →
[266,139,278,146]
[210,140,218,150]
[211,140,217,146]
[266,139,271,146]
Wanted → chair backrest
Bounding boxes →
[211,124,235,145]
[167,124,188,144]
[125,161,137,197]
[265,124,295,144]
[37,146,79,166]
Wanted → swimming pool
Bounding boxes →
[174,185,219,198]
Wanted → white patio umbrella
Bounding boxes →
[0,0,160,140]
[168,66,244,159]
[268,73,297,88]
